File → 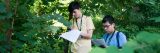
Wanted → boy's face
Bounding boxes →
[103,22,115,33]
[72,9,81,18]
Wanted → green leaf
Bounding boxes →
[51,14,71,26]
[90,47,107,53]
[120,40,139,53]
[149,17,160,22]
[14,32,28,41]
[0,34,6,41]
[0,3,6,13]
[106,46,119,53]
[136,31,160,43]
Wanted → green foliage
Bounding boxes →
[0,3,12,20]
[0,0,160,53]
[149,16,160,22]
[85,0,160,40]
[85,0,160,53]
[91,47,107,53]
[0,0,71,53]
[91,31,160,53]
[128,31,160,53]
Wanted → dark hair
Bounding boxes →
[68,1,80,20]
[102,15,115,24]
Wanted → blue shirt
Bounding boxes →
[102,31,127,48]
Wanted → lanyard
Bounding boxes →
[105,31,115,45]
[76,15,83,31]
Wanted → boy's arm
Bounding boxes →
[80,16,95,39]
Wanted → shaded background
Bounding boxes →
[0,0,160,53]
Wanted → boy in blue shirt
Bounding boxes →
[102,15,127,49]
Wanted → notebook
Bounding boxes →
[92,39,107,48]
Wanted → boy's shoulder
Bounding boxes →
[116,31,127,38]
[83,15,92,18]
[116,31,124,34]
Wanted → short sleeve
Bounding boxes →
[86,16,95,30]
[119,32,127,47]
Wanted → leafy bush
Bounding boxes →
[0,0,160,53]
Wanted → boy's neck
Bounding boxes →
[109,29,115,35]
[76,13,83,20]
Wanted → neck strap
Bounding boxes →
[106,31,116,45]
[76,15,83,31]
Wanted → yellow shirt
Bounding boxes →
[71,15,95,53]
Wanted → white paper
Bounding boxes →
[60,30,81,43]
